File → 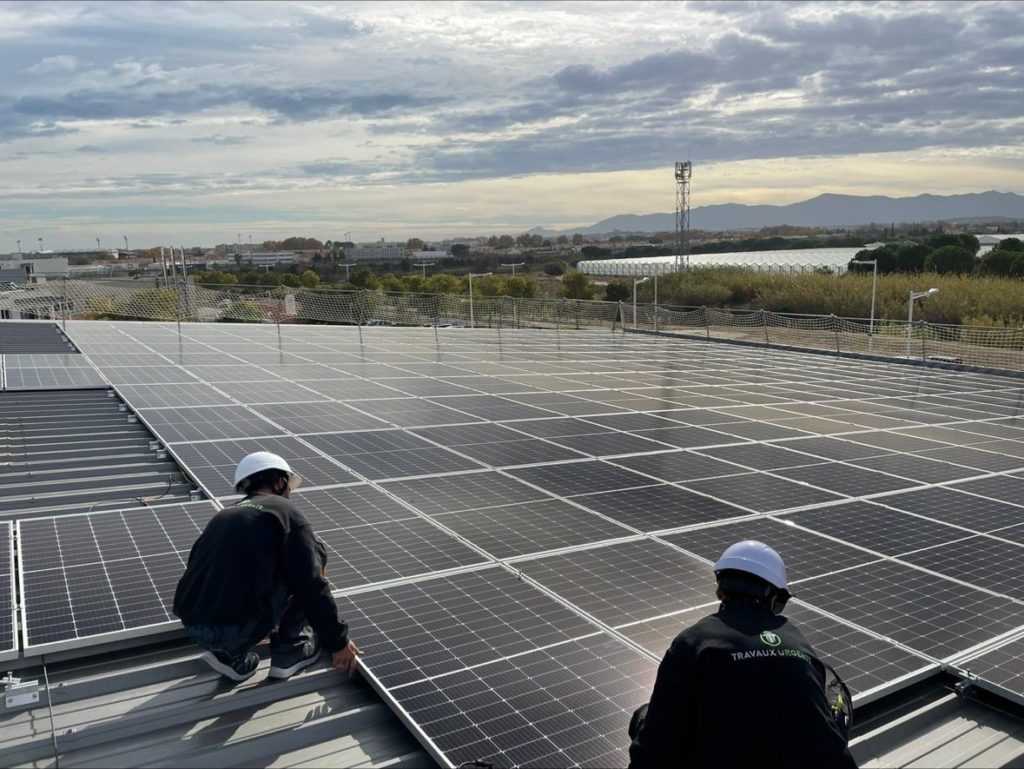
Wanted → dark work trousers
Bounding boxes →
[186,585,313,662]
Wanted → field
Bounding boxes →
[632,268,1024,326]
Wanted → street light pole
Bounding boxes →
[907,287,938,358]
[468,272,492,328]
[632,276,650,330]
[500,262,525,276]
[414,262,431,278]
[37,237,43,253]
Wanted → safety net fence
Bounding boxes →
[12,279,1024,373]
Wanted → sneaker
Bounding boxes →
[200,650,260,682]
[268,637,322,680]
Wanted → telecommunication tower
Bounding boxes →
[675,161,692,270]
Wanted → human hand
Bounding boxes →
[331,640,363,673]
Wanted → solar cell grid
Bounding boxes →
[546,430,675,457]
[169,435,359,497]
[389,635,655,769]
[681,472,843,512]
[796,560,1023,659]
[332,567,600,688]
[774,462,920,497]
[961,634,1024,702]
[897,536,1024,601]
[318,517,488,591]
[696,442,816,471]
[784,501,972,556]
[18,502,218,651]
[292,485,419,528]
[507,461,657,497]
[608,450,747,483]
[430,498,634,559]
[852,454,983,484]
[660,518,880,581]
[382,471,553,515]
[516,539,717,625]
[138,405,285,443]
[572,484,748,532]
[0,523,14,660]
[876,487,1024,532]
[253,401,391,433]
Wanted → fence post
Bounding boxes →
[921,321,928,361]
[831,313,840,353]
[702,305,711,339]
[761,309,769,347]
[61,276,68,331]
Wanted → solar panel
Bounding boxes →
[291,485,421,528]
[617,601,934,699]
[681,472,844,512]
[0,522,15,661]
[795,560,1023,660]
[546,431,675,457]
[381,471,553,515]
[851,454,982,484]
[348,398,480,427]
[168,436,360,497]
[515,539,717,625]
[319,517,489,591]
[660,517,881,581]
[608,450,748,483]
[252,401,391,433]
[332,567,601,688]
[572,484,748,532]
[507,461,656,497]
[301,430,485,480]
[784,500,972,555]
[386,634,655,769]
[114,383,234,409]
[897,536,1024,601]
[430,498,634,559]
[696,443,815,471]
[138,405,286,443]
[958,633,1024,704]
[875,487,1024,532]
[774,462,920,497]
[17,502,219,653]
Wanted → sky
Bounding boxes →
[1,0,1023,249]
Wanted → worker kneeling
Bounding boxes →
[173,452,361,683]
[629,540,857,769]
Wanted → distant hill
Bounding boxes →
[529,191,1024,236]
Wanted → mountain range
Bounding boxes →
[527,191,1024,236]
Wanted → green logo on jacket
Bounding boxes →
[759,630,782,647]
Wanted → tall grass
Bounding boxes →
[639,269,1024,327]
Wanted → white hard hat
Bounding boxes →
[233,451,302,493]
[713,540,788,591]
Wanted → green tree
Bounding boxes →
[381,273,405,292]
[406,238,424,250]
[998,237,1024,252]
[543,261,566,276]
[571,233,584,245]
[450,243,469,259]
[559,270,594,300]
[400,257,413,272]
[924,245,975,274]
[604,282,630,302]
[978,248,1024,277]
[349,267,380,290]
[424,273,461,294]
[280,273,301,288]
[299,270,320,288]
[503,276,536,298]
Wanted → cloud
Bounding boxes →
[25,54,78,74]
[190,134,253,146]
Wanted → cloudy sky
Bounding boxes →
[1,0,1022,249]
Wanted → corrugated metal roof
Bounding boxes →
[1,638,433,769]
[853,679,1024,768]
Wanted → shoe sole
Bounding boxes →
[200,650,257,682]
[268,649,322,680]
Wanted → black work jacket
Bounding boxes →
[172,493,349,653]
[629,601,857,769]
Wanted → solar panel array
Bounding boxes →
[7,319,1024,767]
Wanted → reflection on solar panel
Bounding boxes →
[660,518,880,581]
[572,484,747,531]
[168,436,360,497]
[507,461,655,496]
[795,560,1022,659]
[382,471,553,515]
[680,472,843,512]
[516,539,717,625]
[332,567,600,688]
[0,522,15,661]
[302,430,485,480]
[17,502,218,653]
[389,634,655,768]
